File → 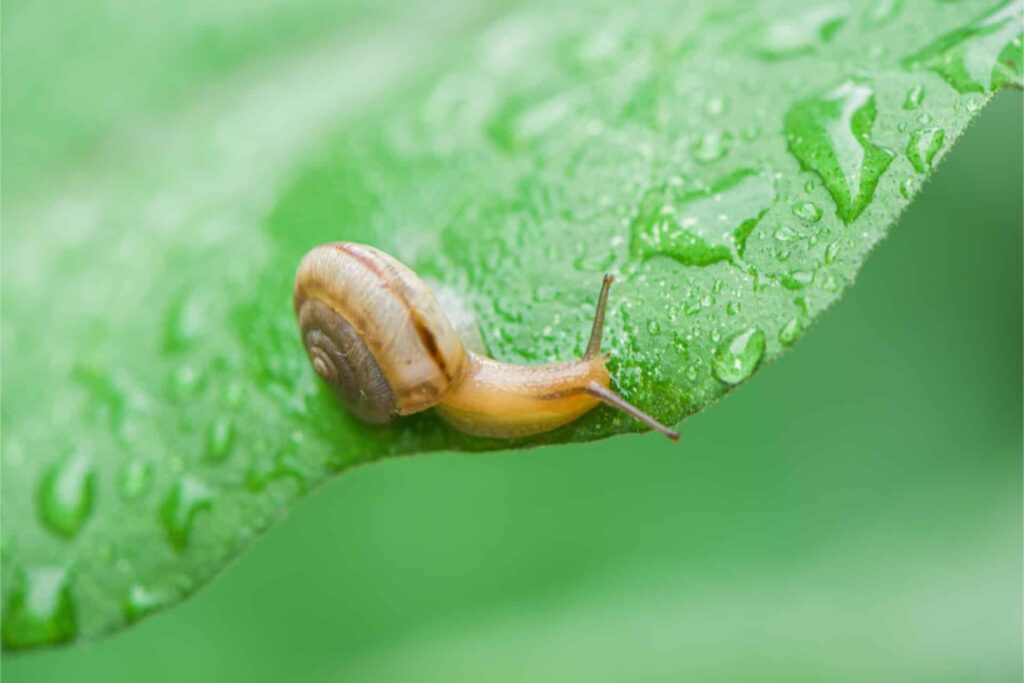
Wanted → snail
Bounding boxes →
[293,242,679,440]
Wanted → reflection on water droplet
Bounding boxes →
[779,318,802,345]
[124,584,169,623]
[204,418,235,464]
[784,79,894,223]
[118,458,153,500]
[631,169,775,267]
[791,201,823,222]
[691,129,732,163]
[906,127,946,173]
[159,477,213,551]
[1,566,77,649]
[903,84,925,110]
[902,0,1022,93]
[713,328,766,384]
[37,453,96,539]
[759,5,848,59]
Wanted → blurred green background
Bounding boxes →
[5,88,1021,680]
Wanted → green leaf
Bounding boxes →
[2,0,1021,650]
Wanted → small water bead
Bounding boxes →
[124,584,169,623]
[791,201,823,222]
[690,130,732,164]
[726,301,741,316]
[821,272,840,292]
[204,418,235,464]
[825,240,841,264]
[1,566,77,649]
[646,319,662,335]
[37,452,96,539]
[774,225,799,242]
[906,127,946,173]
[118,458,153,500]
[171,364,205,398]
[903,84,925,110]
[778,318,802,345]
[900,177,917,199]
[782,271,814,290]
[712,328,766,385]
[163,290,207,354]
[159,476,213,551]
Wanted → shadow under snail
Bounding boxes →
[293,242,679,440]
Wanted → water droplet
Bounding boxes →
[779,318,802,345]
[118,458,153,500]
[784,80,894,223]
[631,169,775,267]
[782,271,814,290]
[726,301,741,316]
[1,567,77,649]
[759,5,848,59]
[900,177,917,199]
[903,84,925,110]
[159,476,213,551]
[821,271,840,292]
[646,319,662,335]
[825,240,841,264]
[712,328,766,385]
[163,290,207,354]
[906,127,946,173]
[691,130,732,163]
[171,365,205,398]
[37,452,96,539]
[774,225,798,242]
[866,0,901,26]
[902,0,1022,93]
[124,584,169,623]
[204,418,235,463]
[791,201,823,222]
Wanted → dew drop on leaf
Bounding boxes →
[690,129,732,163]
[159,476,213,551]
[784,79,894,223]
[903,84,925,110]
[778,318,802,345]
[204,418,235,464]
[906,127,946,173]
[36,452,96,539]
[825,240,841,264]
[791,200,823,222]
[124,584,169,623]
[1,566,77,650]
[712,327,766,384]
[118,458,153,500]
[758,5,848,59]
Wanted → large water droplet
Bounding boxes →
[159,476,213,551]
[37,452,96,539]
[1,567,77,649]
[902,0,1023,93]
[631,169,775,267]
[712,328,766,384]
[906,127,946,173]
[784,80,894,223]
[759,5,848,59]
[791,201,823,222]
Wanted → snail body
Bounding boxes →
[294,242,678,440]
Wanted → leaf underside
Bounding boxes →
[2,0,1021,649]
